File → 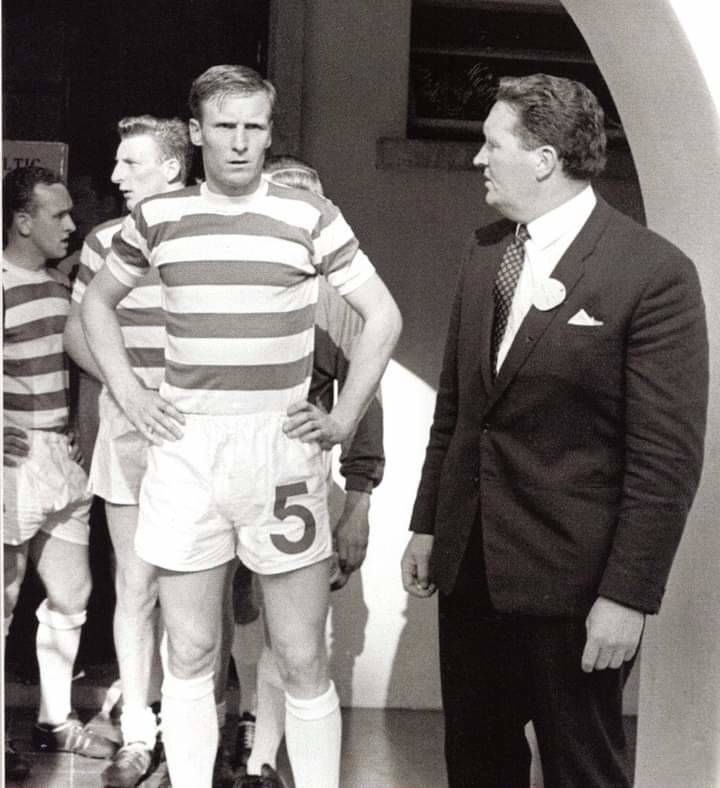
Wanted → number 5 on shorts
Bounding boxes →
[272,482,316,554]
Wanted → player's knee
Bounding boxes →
[4,580,22,617]
[45,571,91,614]
[166,631,217,679]
[273,639,327,688]
[114,563,158,614]
[4,550,26,614]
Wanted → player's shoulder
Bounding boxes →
[139,184,200,209]
[265,179,329,210]
[85,216,125,250]
[46,266,71,291]
[1,259,69,291]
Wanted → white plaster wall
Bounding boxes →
[302,0,477,710]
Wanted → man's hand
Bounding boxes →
[118,383,185,445]
[3,426,29,467]
[582,596,645,673]
[283,400,352,450]
[401,533,436,597]
[66,430,83,465]
[334,490,371,578]
[329,556,351,591]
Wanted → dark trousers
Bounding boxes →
[439,526,634,788]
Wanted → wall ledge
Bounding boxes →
[376,135,637,179]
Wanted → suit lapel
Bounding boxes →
[483,198,613,414]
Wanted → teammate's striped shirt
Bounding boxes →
[105,178,375,414]
[72,216,165,390]
[3,258,71,431]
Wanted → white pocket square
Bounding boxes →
[568,309,604,326]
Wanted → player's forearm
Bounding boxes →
[339,398,385,491]
[64,305,105,382]
[81,291,141,404]
[330,304,401,434]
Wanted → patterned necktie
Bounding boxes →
[491,224,530,376]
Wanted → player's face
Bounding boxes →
[28,183,76,260]
[473,101,540,222]
[189,92,272,197]
[111,134,175,210]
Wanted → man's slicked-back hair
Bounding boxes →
[496,73,607,180]
[188,65,277,122]
[3,165,63,238]
[117,115,193,185]
[264,154,323,196]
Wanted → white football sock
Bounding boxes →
[162,670,217,788]
[35,600,85,725]
[285,681,341,788]
[120,704,158,750]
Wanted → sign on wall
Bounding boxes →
[3,140,69,178]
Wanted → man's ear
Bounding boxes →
[15,211,33,237]
[188,118,202,147]
[265,120,273,151]
[163,157,181,184]
[535,145,559,181]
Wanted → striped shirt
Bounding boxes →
[3,258,71,431]
[72,216,165,390]
[105,178,375,414]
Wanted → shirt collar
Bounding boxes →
[200,178,268,205]
[526,185,596,251]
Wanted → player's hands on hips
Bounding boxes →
[582,596,645,673]
[334,490,370,582]
[283,399,352,450]
[401,533,437,597]
[3,426,30,467]
[118,381,185,445]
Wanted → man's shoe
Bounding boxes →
[101,742,155,787]
[213,744,236,787]
[5,736,31,781]
[235,764,286,788]
[83,710,123,748]
[233,711,256,768]
[32,712,118,759]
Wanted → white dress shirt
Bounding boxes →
[496,186,597,372]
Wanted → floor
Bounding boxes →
[5,706,447,788]
[5,667,637,788]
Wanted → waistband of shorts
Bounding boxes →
[181,411,287,425]
[99,385,159,404]
[15,428,69,446]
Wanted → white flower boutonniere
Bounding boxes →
[533,278,566,311]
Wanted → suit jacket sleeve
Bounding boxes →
[408,246,468,535]
[598,246,709,613]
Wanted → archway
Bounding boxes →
[561,3,720,785]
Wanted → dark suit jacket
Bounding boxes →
[409,197,708,617]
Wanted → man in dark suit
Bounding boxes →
[401,74,708,788]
